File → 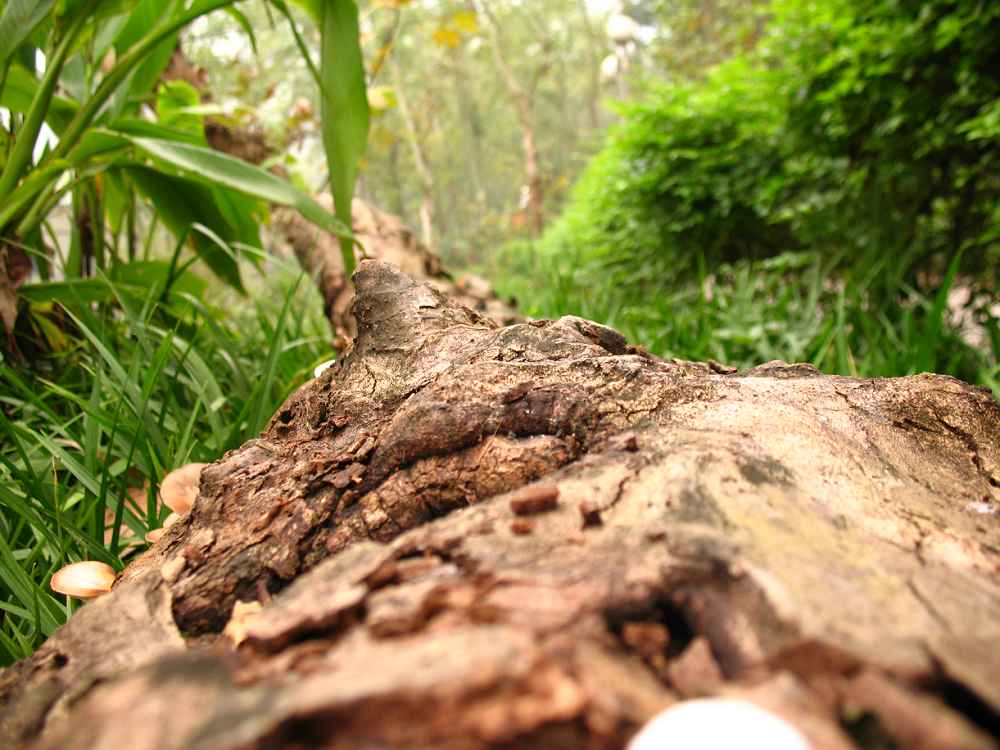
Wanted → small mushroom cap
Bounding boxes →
[50,561,116,599]
[159,463,208,515]
[627,698,812,750]
[145,527,165,544]
[145,512,183,544]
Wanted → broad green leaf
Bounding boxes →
[156,79,204,135]
[67,129,131,164]
[106,117,204,145]
[126,166,245,292]
[211,184,265,252]
[123,135,353,239]
[100,169,130,234]
[0,0,55,66]
[319,0,370,277]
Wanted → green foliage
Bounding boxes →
[0,0,370,664]
[769,0,1000,277]
[537,0,1000,287]
[0,258,333,664]
[538,58,796,284]
[493,246,999,396]
[515,0,999,394]
[0,0,360,333]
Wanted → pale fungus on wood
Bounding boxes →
[49,561,116,599]
[313,358,336,378]
[223,599,264,647]
[627,699,812,750]
[144,512,182,544]
[158,463,207,516]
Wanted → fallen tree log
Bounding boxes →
[273,196,521,342]
[2,261,999,750]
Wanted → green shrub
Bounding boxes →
[537,59,797,285]
[508,0,999,393]
[532,0,1000,290]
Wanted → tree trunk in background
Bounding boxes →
[3,261,1000,750]
[390,60,437,254]
[476,0,545,238]
[576,0,603,131]
[451,45,488,213]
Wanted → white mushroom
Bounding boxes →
[628,698,812,750]
[158,463,207,516]
[50,561,116,599]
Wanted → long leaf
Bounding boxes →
[319,0,369,278]
[19,260,209,306]
[126,166,246,292]
[0,0,55,67]
[124,135,353,239]
[0,1,95,208]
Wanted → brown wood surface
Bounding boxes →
[2,261,999,750]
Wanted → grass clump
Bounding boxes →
[491,244,999,398]
[0,259,332,665]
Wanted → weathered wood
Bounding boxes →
[2,261,999,749]
[273,196,521,343]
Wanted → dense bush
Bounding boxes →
[531,0,1000,289]
[499,0,999,391]
[536,60,797,286]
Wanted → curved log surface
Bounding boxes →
[2,261,999,750]
[273,198,521,341]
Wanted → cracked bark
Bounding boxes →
[2,261,999,750]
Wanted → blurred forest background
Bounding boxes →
[186,0,999,386]
[0,0,998,662]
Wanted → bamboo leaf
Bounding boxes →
[319,0,370,278]
[123,135,353,239]
[0,0,55,66]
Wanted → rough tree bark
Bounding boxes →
[273,197,520,342]
[2,262,999,750]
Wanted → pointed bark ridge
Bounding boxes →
[2,260,1000,750]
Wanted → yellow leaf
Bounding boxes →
[452,9,479,33]
[367,86,396,111]
[433,27,462,48]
